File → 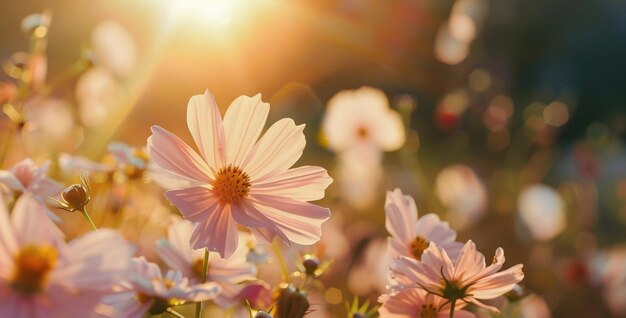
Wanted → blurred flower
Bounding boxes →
[519,294,551,318]
[348,238,388,295]
[148,90,333,257]
[155,219,257,308]
[75,66,123,128]
[22,97,75,148]
[379,287,474,318]
[589,247,626,316]
[322,86,405,155]
[434,164,487,230]
[518,184,566,241]
[102,257,220,317]
[58,152,116,177]
[336,145,383,209]
[91,20,137,78]
[393,240,524,313]
[0,158,63,203]
[21,11,52,38]
[0,194,134,317]
[385,188,463,263]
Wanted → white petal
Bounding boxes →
[250,166,332,201]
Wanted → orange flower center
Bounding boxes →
[419,303,438,318]
[11,244,57,294]
[409,236,430,260]
[212,165,251,204]
[357,126,369,139]
[192,258,208,279]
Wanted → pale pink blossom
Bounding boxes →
[434,165,487,230]
[518,184,566,242]
[102,257,220,318]
[385,188,463,262]
[393,240,524,313]
[155,219,257,307]
[347,238,388,295]
[148,91,333,257]
[0,194,135,318]
[91,21,137,78]
[379,287,474,318]
[0,159,63,201]
[322,86,405,154]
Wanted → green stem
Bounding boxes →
[272,240,290,284]
[80,207,98,231]
[195,248,209,318]
[449,298,456,318]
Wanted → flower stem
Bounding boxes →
[79,208,98,231]
[449,298,456,318]
[166,308,186,318]
[195,248,209,318]
[272,239,290,284]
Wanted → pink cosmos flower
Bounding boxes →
[0,194,135,318]
[156,219,257,308]
[148,91,333,257]
[102,257,220,318]
[385,188,463,262]
[393,240,524,313]
[379,287,475,318]
[0,158,63,202]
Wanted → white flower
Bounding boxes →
[322,86,405,154]
[91,20,137,77]
[518,184,566,241]
[434,164,487,230]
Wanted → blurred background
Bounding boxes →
[1,0,626,317]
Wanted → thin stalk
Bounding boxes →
[272,240,290,284]
[166,308,186,318]
[195,248,209,318]
[79,207,98,231]
[449,298,456,318]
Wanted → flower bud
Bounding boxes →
[302,255,320,277]
[275,285,309,318]
[61,184,89,211]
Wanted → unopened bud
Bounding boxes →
[61,184,89,211]
[254,312,273,318]
[302,255,320,277]
[276,285,309,318]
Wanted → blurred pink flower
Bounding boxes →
[518,184,566,242]
[322,86,405,154]
[91,20,137,78]
[0,158,63,201]
[148,91,333,257]
[348,238,388,295]
[102,257,220,318]
[393,240,524,313]
[379,287,474,318]
[156,219,257,308]
[385,188,463,262]
[434,164,487,230]
[0,194,135,318]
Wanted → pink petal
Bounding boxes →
[53,229,135,290]
[148,126,214,183]
[385,189,418,243]
[454,240,487,281]
[187,91,226,169]
[0,195,18,265]
[250,194,330,245]
[470,264,524,299]
[164,186,219,222]
[250,166,332,202]
[167,219,200,261]
[12,194,64,246]
[243,118,305,181]
[190,204,239,258]
[223,94,269,166]
[420,242,455,283]
[0,171,25,192]
[187,282,221,302]
[156,239,193,278]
